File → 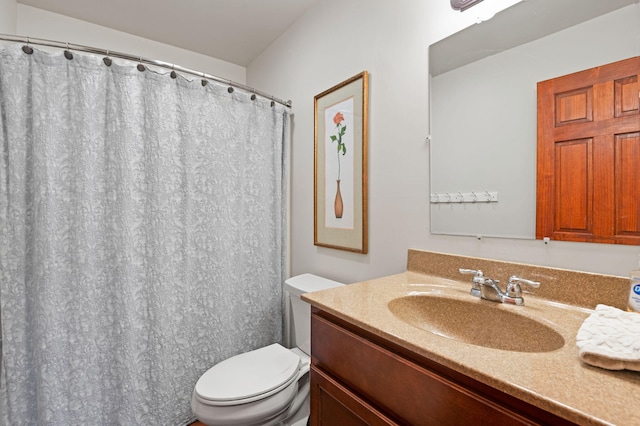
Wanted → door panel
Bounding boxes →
[555,139,591,234]
[615,132,640,240]
[555,87,593,126]
[615,76,639,118]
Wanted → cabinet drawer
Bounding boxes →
[311,366,398,426]
[311,312,537,425]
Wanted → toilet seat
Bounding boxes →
[192,379,300,426]
[194,343,302,406]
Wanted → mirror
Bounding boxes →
[429,0,640,239]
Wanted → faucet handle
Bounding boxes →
[459,268,483,281]
[459,269,484,297]
[506,276,540,298]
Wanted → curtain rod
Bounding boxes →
[0,34,292,108]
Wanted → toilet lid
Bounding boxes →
[195,343,301,405]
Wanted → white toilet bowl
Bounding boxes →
[191,274,343,426]
[192,344,309,426]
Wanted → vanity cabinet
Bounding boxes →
[309,307,576,426]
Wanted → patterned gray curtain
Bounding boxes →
[0,45,288,425]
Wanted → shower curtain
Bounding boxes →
[0,45,289,425]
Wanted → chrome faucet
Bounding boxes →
[479,277,504,303]
[459,269,540,305]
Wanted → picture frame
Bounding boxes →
[314,71,368,253]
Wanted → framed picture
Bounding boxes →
[314,71,368,253]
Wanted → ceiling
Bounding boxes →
[17,0,319,67]
[430,0,639,75]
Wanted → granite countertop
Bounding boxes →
[302,250,640,426]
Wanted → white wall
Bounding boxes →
[15,5,246,83]
[248,0,639,283]
[0,0,17,34]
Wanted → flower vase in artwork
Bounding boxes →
[334,179,343,219]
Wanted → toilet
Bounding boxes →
[191,273,344,426]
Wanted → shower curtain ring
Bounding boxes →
[201,72,208,87]
[137,57,145,72]
[251,90,257,101]
[22,36,34,55]
[64,42,73,60]
[103,49,112,67]
[170,65,177,79]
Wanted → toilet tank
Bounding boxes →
[285,273,344,355]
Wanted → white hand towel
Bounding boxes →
[576,304,640,371]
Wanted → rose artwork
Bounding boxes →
[330,112,347,179]
[330,111,347,219]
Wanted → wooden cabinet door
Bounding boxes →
[310,366,398,426]
[537,56,640,244]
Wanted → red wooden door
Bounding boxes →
[537,56,640,245]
